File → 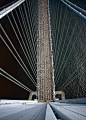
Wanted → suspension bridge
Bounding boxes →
[0,0,86,119]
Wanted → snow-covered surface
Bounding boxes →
[50,102,86,120]
[0,99,38,105]
[0,100,86,120]
[0,102,46,120]
[45,104,57,120]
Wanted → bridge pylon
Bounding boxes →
[37,0,54,102]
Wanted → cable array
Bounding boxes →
[1,0,86,99]
[0,68,32,92]
[0,0,38,92]
[49,0,86,99]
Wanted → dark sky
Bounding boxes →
[0,0,17,8]
[0,0,37,100]
[0,0,86,8]
[0,0,30,100]
[0,0,86,100]
[0,76,29,100]
[0,14,36,99]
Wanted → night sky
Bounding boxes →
[0,0,37,100]
[0,0,86,100]
[0,0,17,8]
[0,0,86,8]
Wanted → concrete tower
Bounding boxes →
[38,0,53,102]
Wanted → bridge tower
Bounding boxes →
[38,0,53,102]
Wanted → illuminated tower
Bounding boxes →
[38,0,53,102]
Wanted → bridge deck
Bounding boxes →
[0,100,86,120]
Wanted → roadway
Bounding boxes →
[0,102,47,120]
[50,102,86,120]
[0,101,86,120]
